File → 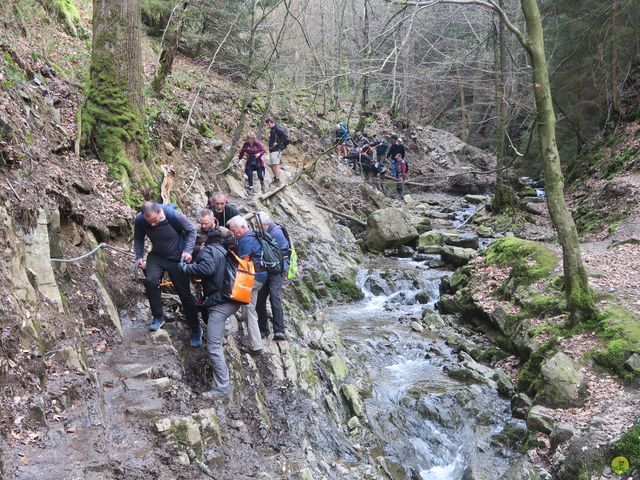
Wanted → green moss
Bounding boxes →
[326,274,364,301]
[516,338,558,394]
[198,121,214,138]
[81,55,147,201]
[43,0,86,38]
[611,423,640,472]
[169,422,188,444]
[486,237,558,288]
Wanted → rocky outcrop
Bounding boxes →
[536,352,586,408]
[365,207,418,251]
[441,245,478,267]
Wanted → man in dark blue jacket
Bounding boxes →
[227,215,265,354]
[134,202,202,347]
[255,212,290,341]
[180,209,238,399]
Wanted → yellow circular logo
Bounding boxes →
[611,456,630,475]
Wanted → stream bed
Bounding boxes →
[322,255,518,479]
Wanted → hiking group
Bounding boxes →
[134,196,294,400]
[335,122,408,199]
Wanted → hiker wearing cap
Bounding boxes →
[179,209,238,400]
[134,201,201,347]
[386,137,405,160]
[238,132,267,194]
[227,215,266,355]
[254,211,290,342]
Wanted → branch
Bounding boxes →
[315,204,367,227]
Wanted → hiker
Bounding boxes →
[179,209,237,399]
[207,192,240,228]
[386,137,406,160]
[391,152,408,199]
[335,122,352,158]
[370,137,390,161]
[134,201,202,347]
[254,212,290,341]
[238,132,267,194]
[227,215,266,354]
[266,117,288,186]
[344,146,373,176]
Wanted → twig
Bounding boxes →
[179,166,199,198]
[455,204,486,229]
[5,179,22,201]
[315,204,367,227]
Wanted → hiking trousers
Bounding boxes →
[246,164,265,188]
[241,281,264,351]
[257,273,285,335]
[396,178,405,199]
[144,251,199,330]
[206,302,240,394]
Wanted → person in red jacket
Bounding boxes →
[238,132,266,194]
[391,152,408,199]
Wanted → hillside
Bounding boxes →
[2,2,640,480]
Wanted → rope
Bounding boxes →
[50,242,135,263]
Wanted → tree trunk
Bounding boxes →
[520,0,596,324]
[491,2,517,213]
[153,2,188,94]
[82,0,153,203]
[609,1,622,120]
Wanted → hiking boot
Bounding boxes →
[248,185,254,194]
[149,317,165,331]
[202,389,229,400]
[260,330,270,339]
[190,325,203,348]
[273,332,287,342]
[271,179,281,186]
[239,345,263,356]
[260,181,266,193]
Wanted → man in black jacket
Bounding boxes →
[266,117,287,186]
[207,191,240,227]
[134,202,201,347]
[386,137,405,161]
[180,209,239,400]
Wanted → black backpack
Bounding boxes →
[253,215,285,274]
[276,124,290,149]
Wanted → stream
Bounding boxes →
[322,247,516,478]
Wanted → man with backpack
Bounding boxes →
[254,212,290,341]
[335,122,352,158]
[134,201,202,347]
[265,117,289,187]
[227,215,266,355]
[391,152,408,199]
[179,209,238,399]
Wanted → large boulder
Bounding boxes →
[441,246,478,267]
[417,231,443,253]
[365,208,418,252]
[442,231,480,249]
[536,352,586,408]
[499,459,540,480]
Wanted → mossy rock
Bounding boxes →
[591,306,640,381]
[610,423,640,473]
[486,237,558,287]
[326,274,364,301]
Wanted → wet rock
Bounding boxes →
[365,207,418,252]
[340,384,366,418]
[426,257,445,268]
[116,363,154,379]
[465,194,489,204]
[476,225,494,238]
[151,330,173,347]
[549,423,575,452]
[625,352,640,371]
[441,245,478,267]
[410,321,424,332]
[326,355,349,381]
[175,452,190,465]
[493,371,515,397]
[414,290,431,304]
[417,231,443,253]
[422,309,445,329]
[415,217,432,234]
[443,365,486,384]
[536,352,586,408]
[442,231,480,249]
[511,393,533,419]
[124,377,171,393]
[318,323,344,354]
[526,405,555,434]
[91,274,123,337]
[54,346,84,371]
[26,396,47,427]
[491,420,527,450]
[499,459,540,479]
[364,274,391,296]
[489,306,519,337]
[383,245,415,258]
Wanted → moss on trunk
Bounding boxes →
[43,0,86,38]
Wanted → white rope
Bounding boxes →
[50,243,135,263]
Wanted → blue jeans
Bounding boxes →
[246,161,265,188]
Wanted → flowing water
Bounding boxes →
[323,257,515,479]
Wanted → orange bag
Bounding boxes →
[224,251,255,304]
